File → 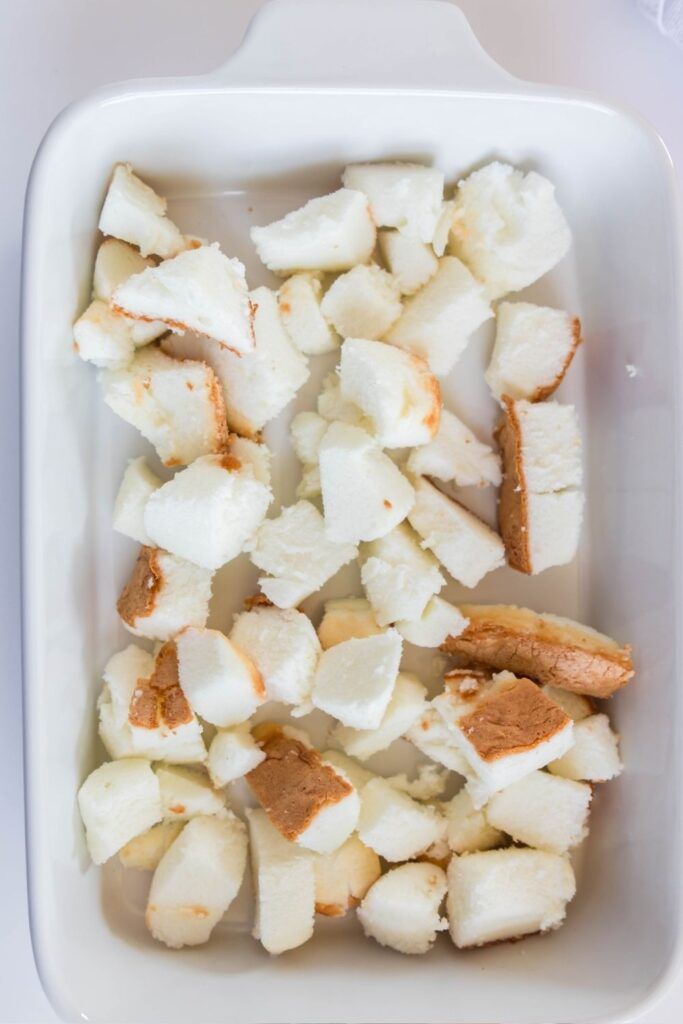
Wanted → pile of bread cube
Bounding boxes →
[74,160,633,957]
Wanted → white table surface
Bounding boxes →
[2,1,681,1021]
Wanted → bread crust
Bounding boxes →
[117,545,162,626]
[128,640,195,731]
[495,395,532,573]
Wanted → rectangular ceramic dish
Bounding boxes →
[21,1,683,1021]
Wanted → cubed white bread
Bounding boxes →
[112,244,254,355]
[447,848,576,948]
[548,714,622,781]
[251,188,375,274]
[101,346,229,467]
[207,726,266,786]
[93,237,153,300]
[156,764,226,821]
[98,163,186,259]
[406,706,473,775]
[314,834,381,916]
[432,200,457,257]
[541,685,593,722]
[407,477,505,588]
[113,457,162,545]
[397,597,469,649]
[406,409,502,487]
[228,435,272,487]
[385,256,493,377]
[97,644,155,759]
[312,630,402,729]
[485,770,591,854]
[357,777,446,862]
[247,808,316,954]
[358,862,448,954]
[342,163,444,243]
[321,751,375,793]
[445,789,504,854]
[501,398,582,493]
[339,337,441,449]
[319,423,415,543]
[360,522,444,627]
[146,812,247,948]
[332,672,428,761]
[317,371,365,426]
[321,266,402,340]
[486,302,582,403]
[296,464,321,500]
[387,763,449,802]
[74,300,136,369]
[318,597,383,649]
[230,605,320,706]
[449,161,572,300]
[520,490,585,574]
[119,820,184,871]
[144,453,272,570]
[378,229,438,295]
[175,626,265,726]
[249,500,358,607]
[78,758,162,865]
[278,273,340,354]
[117,546,213,643]
[289,410,328,465]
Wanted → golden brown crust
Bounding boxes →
[444,667,492,695]
[458,676,571,761]
[128,640,194,731]
[315,898,361,918]
[117,546,162,625]
[495,396,531,574]
[207,370,230,453]
[529,316,583,403]
[409,353,442,437]
[218,452,242,472]
[243,593,274,611]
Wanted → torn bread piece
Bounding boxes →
[387,763,450,802]
[442,604,635,698]
[175,626,265,727]
[540,685,593,722]
[358,862,448,955]
[342,163,444,243]
[357,777,446,862]
[249,500,358,608]
[407,476,505,588]
[146,812,247,948]
[321,265,402,340]
[251,188,375,274]
[119,820,184,871]
[317,596,383,649]
[311,630,402,729]
[207,725,266,786]
[247,808,316,955]
[449,161,572,300]
[314,834,381,917]
[406,409,501,488]
[485,770,591,855]
[289,410,328,466]
[98,163,186,259]
[332,672,428,761]
[113,457,162,545]
[445,789,504,854]
[406,704,473,776]
[230,604,320,708]
[339,337,441,448]
[78,758,162,865]
[396,596,469,649]
[319,422,415,543]
[360,522,444,627]
[247,725,360,854]
[548,714,622,781]
[486,302,582,403]
[278,272,340,354]
[101,346,229,467]
[156,764,225,821]
[378,229,438,295]
[74,300,136,369]
[112,244,254,355]
[117,546,213,642]
[97,644,155,760]
[447,848,576,948]
[384,256,493,377]
[92,238,167,346]
[317,370,365,426]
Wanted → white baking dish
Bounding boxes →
[21,1,683,1021]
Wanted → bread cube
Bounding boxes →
[406,705,473,775]
[449,161,572,300]
[113,456,162,545]
[175,626,265,726]
[144,453,272,571]
[332,672,428,760]
[118,820,184,871]
[317,371,365,426]
[378,229,438,294]
[97,644,155,759]
[278,272,340,354]
[498,398,582,494]
[146,813,247,948]
[505,489,585,576]
[358,777,446,862]
[296,464,321,500]
[207,726,266,786]
[321,750,375,793]
[117,546,213,642]
[385,256,493,376]
[314,834,381,916]
[247,725,360,854]
[339,337,441,448]
[447,848,576,948]
[342,163,444,243]
[387,763,449,802]
[74,300,136,369]
[78,758,162,864]
[406,409,501,487]
[549,714,622,781]
[247,808,316,954]
[312,631,402,729]
[541,685,593,722]
[397,597,469,649]
[289,410,328,466]
[318,596,383,649]
[360,522,444,626]
[486,302,582,403]
[485,770,591,854]
[408,477,505,588]
[101,346,229,467]
[445,789,504,854]
[357,862,448,954]
[251,188,375,274]
[321,265,402,340]
[432,200,457,257]
[230,605,320,707]
[92,238,166,345]
[444,604,635,698]
[319,422,415,543]
[228,434,272,487]
[98,163,185,259]
[156,764,225,821]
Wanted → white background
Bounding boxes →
[2,1,682,1021]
